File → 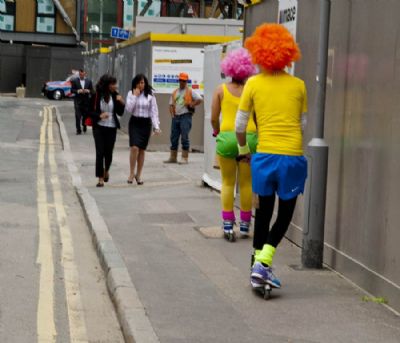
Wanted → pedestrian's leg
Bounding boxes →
[251,194,279,288]
[75,105,82,133]
[219,156,237,224]
[128,146,139,182]
[135,149,145,184]
[238,161,252,236]
[104,128,117,176]
[93,127,105,181]
[165,118,180,163]
[267,196,297,247]
[253,194,275,251]
[180,114,192,163]
[180,113,192,151]
[81,106,87,132]
[170,117,180,151]
[255,196,297,267]
[251,196,297,288]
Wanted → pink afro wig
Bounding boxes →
[244,24,301,71]
[220,48,257,81]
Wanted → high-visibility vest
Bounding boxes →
[172,87,192,106]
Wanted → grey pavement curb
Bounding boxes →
[54,106,160,343]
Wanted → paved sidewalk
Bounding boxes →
[57,102,400,343]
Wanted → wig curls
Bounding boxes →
[220,48,256,81]
[244,24,301,71]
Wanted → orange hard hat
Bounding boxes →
[178,72,189,81]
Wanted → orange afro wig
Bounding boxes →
[244,23,301,71]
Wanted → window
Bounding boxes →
[0,0,15,31]
[167,0,197,18]
[124,0,134,28]
[36,0,55,33]
[87,0,118,38]
[138,0,161,17]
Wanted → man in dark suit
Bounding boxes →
[71,69,93,134]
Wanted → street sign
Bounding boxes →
[110,26,130,40]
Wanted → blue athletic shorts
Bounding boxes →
[251,153,308,200]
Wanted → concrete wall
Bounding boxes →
[244,0,400,312]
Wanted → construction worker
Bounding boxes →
[164,72,202,164]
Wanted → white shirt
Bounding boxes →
[80,78,85,89]
[97,97,116,128]
[126,91,160,130]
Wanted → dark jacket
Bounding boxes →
[89,91,125,129]
[71,77,94,108]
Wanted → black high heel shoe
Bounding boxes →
[104,172,109,183]
[135,176,144,185]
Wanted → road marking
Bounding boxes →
[46,106,89,342]
[36,107,57,342]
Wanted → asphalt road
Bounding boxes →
[0,97,123,343]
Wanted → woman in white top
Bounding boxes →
[89,74,125,187]
[125,74,161,185]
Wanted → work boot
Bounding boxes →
[163,150,178,163]
[179,149,189,164]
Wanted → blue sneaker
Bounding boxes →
[239,221,250,237]
[251,262,281,288]
[222,220,234,235]
[222,220,236,242]
[250,270,265,288]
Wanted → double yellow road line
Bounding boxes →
[36,107,88,342]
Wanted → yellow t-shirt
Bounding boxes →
[220,83,257,133]
[238,72,307,156]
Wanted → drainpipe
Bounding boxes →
[51,0,80,42]
[199,0,205,18]
[99,0,104,46]
[301,0,331,269]
[76,0,83,42]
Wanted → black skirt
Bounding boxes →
[129,116,152,149]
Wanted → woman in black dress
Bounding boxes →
[89,74,125,187]
[125,74,161,184]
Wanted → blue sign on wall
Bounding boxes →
[110,27,130,40]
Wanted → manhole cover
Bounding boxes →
[139,212,194,224]
[197,226,224,238]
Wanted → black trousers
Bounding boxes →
[92,125,117,177]
[253,194,297,250]
[74,105,87,132]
